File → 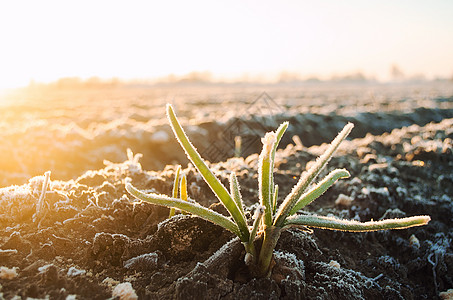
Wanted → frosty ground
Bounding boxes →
[0,82,452,299]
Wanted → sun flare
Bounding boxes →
[0,0,452,90]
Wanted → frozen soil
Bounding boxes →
[0,83,452,299]
[1,116,452,298]
[1,82,453,187]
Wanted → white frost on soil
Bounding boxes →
[329,260,341,269]
[0,266,18,279]
[440,289,453,300]
[335,194,353,207]
[38,264,54,273]
[67,266,86,277]
[112,282,138,300]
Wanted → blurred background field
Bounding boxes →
[1,81,452,187]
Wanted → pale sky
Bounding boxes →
[1,0,452,89]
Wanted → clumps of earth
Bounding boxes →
[1,114,452,299]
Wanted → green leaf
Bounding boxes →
[258,132,275,226]
[285,214,431,231]
[172,166,181,198]
[180,173,188,201]
[166,104,249,241]
[169,165,181,218]
[272,184,278,215]
[259,122,288,226]
[274,123,354,227]
[250,205,265,243]
[289,169,350,215]
[230,172,246,220]
[126,180,241,236]
[270,122,288,198]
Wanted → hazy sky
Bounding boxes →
[1,0,452,89]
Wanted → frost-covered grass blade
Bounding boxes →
[285,214,431,231]
[166,104,249,242]
[125,179,241,236]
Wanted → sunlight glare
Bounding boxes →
[0,0,452,86]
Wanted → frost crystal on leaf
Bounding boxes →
[261,132,277,152]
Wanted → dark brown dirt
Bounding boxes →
[1,83,452,299]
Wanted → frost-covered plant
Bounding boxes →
[125,104,430,278]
